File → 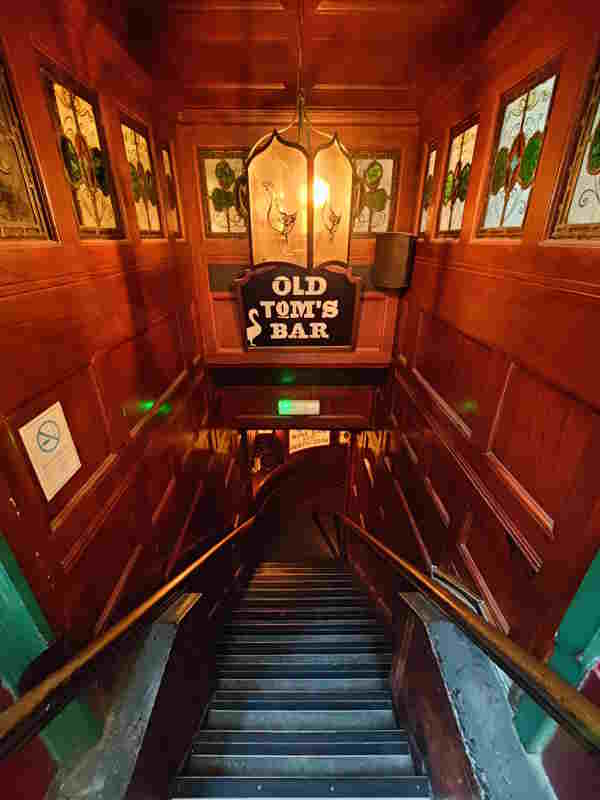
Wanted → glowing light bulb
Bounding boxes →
[314,177,330,208]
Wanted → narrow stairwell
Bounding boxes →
[171,561,431,798]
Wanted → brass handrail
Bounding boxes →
[0,514,256,757]
[318,509,600,753]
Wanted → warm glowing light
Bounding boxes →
[314,177,330,208]
[297,179,330,209]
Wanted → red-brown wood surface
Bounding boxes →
[373,1,600,659]
[0,1,247,645]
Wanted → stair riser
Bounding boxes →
[206,710,396,730]
[172,776,431,798]
[222,635,390,647]
[218,654,392,666]
[188,754,414,777]
[217,677,389,691]
[232,609,374,619]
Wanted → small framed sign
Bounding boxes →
[235,263,361,350]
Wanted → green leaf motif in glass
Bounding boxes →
[519,131,543,188]
[443,171,454,204]
[587,119,600,176]
[91,148,109,196]
[61,136,81,186]
[215,160,235,190]
[129,161,142,201]
[365,187,388,212]
[211,187,234,212]
[365,160,383,188]
[457,163,471,201]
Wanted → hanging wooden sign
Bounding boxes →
[235,263,361,350]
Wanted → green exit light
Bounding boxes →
[278,399,293,415]
[278,399,320,416]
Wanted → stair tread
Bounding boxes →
[172,776,431,798]
[194,731,409,742]
[172,558,428,798]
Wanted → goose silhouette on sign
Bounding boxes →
[246,308,262,346]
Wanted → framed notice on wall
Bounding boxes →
[235,263,361,350]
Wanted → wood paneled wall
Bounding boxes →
[347,1,600,660]
[0,1,249,647]
[176,109,419,366]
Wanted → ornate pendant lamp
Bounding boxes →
[245,4,354,272]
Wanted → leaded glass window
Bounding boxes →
[553,56,600,238]
[43,67,122,238]
[121,119,162,236]
[419,145,437,235]
[0,61,52,239]
[481,68,557,235]
[161,145,182,237]
[438,120,478,237]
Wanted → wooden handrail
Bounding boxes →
[0,514,257,759]
[317,509,600,753]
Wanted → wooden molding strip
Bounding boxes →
[487,453,555,538]
[178,107,419,127]
[50,454,118,535]
[93,544,143,637]
[412,367,472,440]
[129,369,189,439]
[393,478,433,575]
[394,374,543,574]
[152,476,177,528]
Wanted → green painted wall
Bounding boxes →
[0,534,101,765]
[515,548,600,752]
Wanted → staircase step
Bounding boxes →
[248,579,356,588]
[217,675,389,692]
[206,707,396,731]
[222,634,390,647]
[212,691,392,704]
[223,622,383,636]
[172,776,431,798]
[216,666,389,693]
[188,751,413,777]
[232,606,374,619]
[193,731,410,744]
[218,652,392,667]
[238,598,370,609]
[242,591,366,603]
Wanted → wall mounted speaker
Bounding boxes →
[371,232,417,290]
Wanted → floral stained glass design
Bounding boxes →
[199,151,248,237]
[44,69,121,237]
[419,146,437,235]
[481,72,557,234]
[161,146,181,237]
[0,62,52,239]
[352,153,399,235]
[438,121,478,236]
[554,57,600,238]
[121,121,162,236]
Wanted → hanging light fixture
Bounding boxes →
[245,2,354,271]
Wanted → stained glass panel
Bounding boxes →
[0,62,51,239]
[438,121,478,236]
[419,146,437,235]
[161,146,181,237]
[553,56,600,238]
[481,71,557,235]
[352,152,399,236]
[199,150,248,237]
[43,68,121,237]
[121,121,162,236]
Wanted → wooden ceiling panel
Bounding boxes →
[110,0,518,110]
